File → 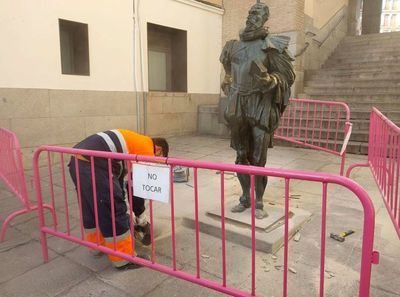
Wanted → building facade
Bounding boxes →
[0,0,223,165]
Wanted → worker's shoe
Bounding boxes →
[116,254,150,271]
[255,209,268,220]
[135,222,151,246]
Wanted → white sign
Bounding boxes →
[132,163,170,203]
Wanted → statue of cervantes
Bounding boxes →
[220,1,296,219]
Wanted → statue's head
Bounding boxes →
[245,2,269,31]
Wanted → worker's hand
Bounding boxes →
[254,73,278,92]
[221,74,232,96]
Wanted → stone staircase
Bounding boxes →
[304,32,400,154]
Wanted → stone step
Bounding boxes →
[306,96,400,110]
[321,62,400,70]
[278,126,370,143]
[342,34,400,45]
[331,48,400,58]
[305,87,400,97]
[307,70,400,81]
[274,138,369,155]
[338,42,400,51]
[324,56,400,67]
[305,79,400,89]
[351,109,400,121]
[343,31,400,39]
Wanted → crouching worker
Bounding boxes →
[68,129,169,270]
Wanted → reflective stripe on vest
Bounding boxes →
[96,132,118,153]
[111,129,128,154]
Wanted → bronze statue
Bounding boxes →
[220,1,295,219]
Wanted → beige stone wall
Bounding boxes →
[305,0,349,29]
[146,92,219,137]
[0,88,218,167]
[0,88,138,167]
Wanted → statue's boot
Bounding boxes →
[231,173,251,213]
[255,175,268,219]
[255,209,268,219]
[231,202,249,213]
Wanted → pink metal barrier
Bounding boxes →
[33,145,378,297]
[347,108,400,239]
[0,128,56,241]
[275,98,352,176]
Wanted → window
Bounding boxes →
[147,23,187,92]
[59,19,90,75]
[384,14,391,26]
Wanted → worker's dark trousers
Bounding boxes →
[68,158,130,238]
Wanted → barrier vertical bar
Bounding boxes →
[325,105,333,149]
[170,165,177,270]
[388,131,395,209]
[194,168,201,278]
[220,171,227,287]
[108,159,117,249]
[334,107,341,151]
[60,153,71,235]
[283,178,290,297]
[318,105,324,147]
[47,152,57,230]
[33,149,49,262]
[150,200,155,263]
[126,161,136,253]
[74,156,85,240]
[320,182,328,297]
[395,134,400,223]
[90,156,101,245]
[250,174,256,296]
[311,102,317,145]
[305,101,310,144]
[298,100,304,138]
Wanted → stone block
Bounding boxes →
[84,115,137,136]
[0,118,11,129]
[181,112,198,133]
[49,90,136,117]
[51,117,86,144]
[0,88,50,118]
[11,118,54,147]
[183,204,312,254]
[146,113,182,136]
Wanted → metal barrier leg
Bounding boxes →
[346,163,369,178]
[0,209,29,242]
[43,204,58,228]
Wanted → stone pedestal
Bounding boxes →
[183,202,312,254]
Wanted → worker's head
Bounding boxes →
[245,2,269,31]
[152,138,169,157]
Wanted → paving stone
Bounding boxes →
[97,262,170,297]
[56,276,131,297]
[65,246,110,273]
[0,240,57,283]
[2,256,91,297]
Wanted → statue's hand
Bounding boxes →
[221,75,232,95]
[254,74,278,92]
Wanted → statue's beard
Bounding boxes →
[240,24,268,41]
